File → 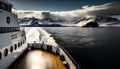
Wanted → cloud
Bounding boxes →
[17,2,120,21]
[83,2,120,16]
[17,11,44,18]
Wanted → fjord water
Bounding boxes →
[42,27,120,69]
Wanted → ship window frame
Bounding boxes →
[14,44,17,50]
[10,46,13,53]
[23,40,25,44]
[21,41,22,46]
[21,34,24,37]
[18,42,20,47]
[4,48,8,57]
[0,52,2,60]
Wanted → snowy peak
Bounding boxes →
[19,17,64,27]
[94,16,119,22]
[19,16,120,27]
[75,16,120,27]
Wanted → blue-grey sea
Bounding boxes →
[42,27,120,69]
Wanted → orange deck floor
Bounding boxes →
[9,50,66,69]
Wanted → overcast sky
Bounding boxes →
[13,0,119,11]
[18,2,120,21]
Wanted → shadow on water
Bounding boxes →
[43,27,120,69]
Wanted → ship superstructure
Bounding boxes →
[0,0,27,69]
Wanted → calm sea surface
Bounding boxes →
[42,27,120,69]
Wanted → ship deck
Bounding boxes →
[8,50,66,69]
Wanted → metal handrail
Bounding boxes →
[59,45,81,69]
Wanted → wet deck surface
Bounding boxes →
[8,50,66,69]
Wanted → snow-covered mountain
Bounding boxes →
[19,17,65,27]
[19,16,120,27]
[75,16,120,27]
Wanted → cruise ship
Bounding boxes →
[0,0,81,69]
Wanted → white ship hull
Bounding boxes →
[0,31,27,69]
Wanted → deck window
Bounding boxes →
[14,44,17,50]
[18,43,20,47]
[0,27,20,33]
[4,48,8,57]
[10,46,13,53]
[0,52,2,60]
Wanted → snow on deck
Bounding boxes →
[25,27,58,47]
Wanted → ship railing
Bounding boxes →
[27,42,81,69]
[59,45,81,69]
[0,27,20,33]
